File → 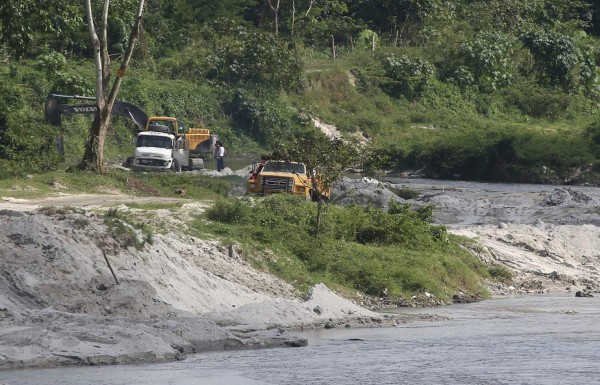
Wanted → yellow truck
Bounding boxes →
[246,160,330,201]
[145,117,213,154]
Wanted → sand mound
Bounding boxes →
[543,188,599,206]
[0,204,390,369]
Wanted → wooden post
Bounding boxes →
[102,250,120,285]
[331,35,336,63]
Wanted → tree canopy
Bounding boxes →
[1,0,600,183]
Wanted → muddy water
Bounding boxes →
[3,294,599,385]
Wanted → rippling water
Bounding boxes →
[3,294,599,385]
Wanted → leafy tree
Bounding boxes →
[459,0,591,35]
[521,30,580,90]
[456,31,517,92]
[272,129,366,238]
[201,19,303,90]
[172,0,258,24]
[349,0,457,46]
[34,52,93,95]
[0,80,60,171]
[290,0,360,48]
[229,89,304,146]
[459,0,542,35]
[80,0,145,171]
[589,1,600,36]
[0,0,83,59]
[382,54,435,100]
[536,0,592,31]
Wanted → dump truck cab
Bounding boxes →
[247,160,326,200]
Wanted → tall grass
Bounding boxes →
[0,169,231,200]
[197,194,489,302]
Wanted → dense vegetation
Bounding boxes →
[1,0,600,183]
[202,194,489,303]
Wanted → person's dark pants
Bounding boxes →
[217,156,224,171]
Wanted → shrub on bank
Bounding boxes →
[200,194,489,302]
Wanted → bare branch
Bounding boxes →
[85,0,105,108]
[305,0,316,16]
[267,0,280,34]
[106,0,145,109]
[101,0,111,93]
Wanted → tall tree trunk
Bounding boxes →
[80,0,145,172]
[80,110,112,171]
[291,0,295,40]
[315,200,323,239]
[101,0,111,93]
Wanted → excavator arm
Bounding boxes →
[45,94,149,130]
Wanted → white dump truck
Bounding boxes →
[131,119,211,172]
[132,129,183,171]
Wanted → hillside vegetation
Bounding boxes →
[1,0,600,183]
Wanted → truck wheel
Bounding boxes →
[172,159,181,172]
[124,156,134,168]
[191,158,204,170]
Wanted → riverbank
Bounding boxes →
[1,173,599,370]
[336,176,600,295]
[4,293,599,385]
[0,198,404,370]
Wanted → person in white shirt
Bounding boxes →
[215,141,226,171]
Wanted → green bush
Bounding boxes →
[488,264,513,283]
[521,31,580,90]
[457,31,517,92]
[206,198,253,224]
[503,83,571,118]
[199,195,486,301]
[382,54,435,100]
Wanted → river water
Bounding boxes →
[3,294,599,385]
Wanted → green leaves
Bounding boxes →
[383,54,435,100]
[457,31,517,92]
[521,30,580,90]
[271,129,364,193]
[201,194,482,301]
[0,0,83,58]
[200,19,304,90]
[230,89,304,146]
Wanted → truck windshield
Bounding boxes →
[136,135,173,149]
[262,162,306,174]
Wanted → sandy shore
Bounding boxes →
[0,198,398,370]
[1,175,599,369]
